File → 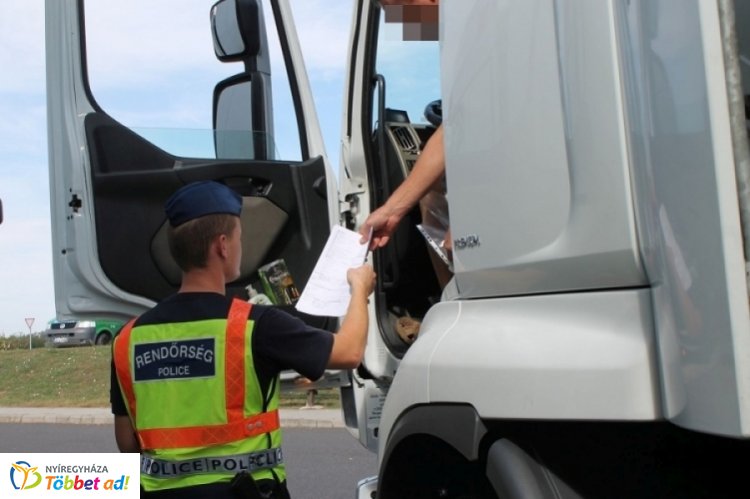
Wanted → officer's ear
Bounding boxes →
[216,233,230,259]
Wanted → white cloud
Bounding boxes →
[85,1,227,89]
[0,102,47,158]
[0,215,56,335]
[291,0,353,78]
[0,1,45,94]
[0,51,50,332]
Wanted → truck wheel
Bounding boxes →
[380,435,495,499]
[95,331,112,345]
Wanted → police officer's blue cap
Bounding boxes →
[165,181,242,227]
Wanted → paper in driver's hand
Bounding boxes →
[295,225,370,317]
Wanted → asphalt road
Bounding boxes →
[0,424,377,499]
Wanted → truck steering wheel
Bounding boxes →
[424,99,443,127]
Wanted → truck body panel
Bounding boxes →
[617,0,750,436]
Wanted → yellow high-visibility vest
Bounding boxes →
[114,299,285,492]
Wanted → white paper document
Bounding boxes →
[295,225,370,317]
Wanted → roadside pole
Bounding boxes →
[25,317,34,350]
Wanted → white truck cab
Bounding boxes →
[341,1,750,497]
[47,0,750,497]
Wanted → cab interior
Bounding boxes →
[358,3,443,358]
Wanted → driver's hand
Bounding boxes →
[360,206,402,251]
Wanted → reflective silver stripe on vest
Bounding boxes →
[140,448,283,478]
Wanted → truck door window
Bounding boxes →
[83,0,302,161]
[374,13,440,129]
[361,8,442,357]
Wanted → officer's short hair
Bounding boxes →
[168,214,238,271]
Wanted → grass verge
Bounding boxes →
[0,347,340,408]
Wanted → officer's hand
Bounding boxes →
[347,264,376,296]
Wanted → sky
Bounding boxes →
[0,0,354,335]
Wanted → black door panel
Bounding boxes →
[85,112,330,302]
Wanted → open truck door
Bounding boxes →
[46,0,338,318]
[45,0,344,389]
[337,0,442,453]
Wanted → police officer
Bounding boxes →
[111,180,375,498]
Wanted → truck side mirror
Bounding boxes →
[213,72,274,160]
[210,0,273,159]
[0,199,3,224]
[210,0,261,62]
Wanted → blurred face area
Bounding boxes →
[380,0,437,4]
[380,0,438,41]
[223,217,242,283]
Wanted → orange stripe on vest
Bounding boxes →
[138,409,280,449]
[113,318,138,421]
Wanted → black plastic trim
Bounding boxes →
[77,0,104,115]
[83,112,330,302]
[382,404,487,466]
[345,0,365,139]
